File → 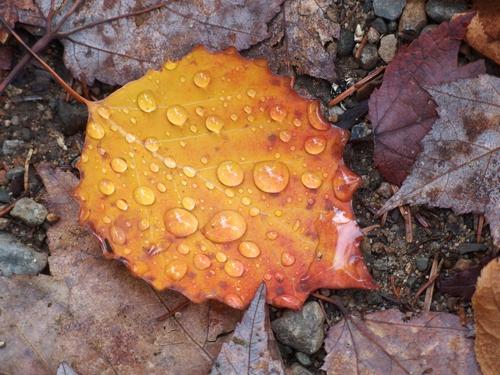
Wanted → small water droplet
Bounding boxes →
[238,241,260,258]
[224,293,244,309]
[308,102,329,130]
[177,243,191,255]
[97,107,110,119]
[264,273,272,281]
[301,172,322,189]
[204,210,247,243]
[125,133,136,143]
[87,121,105,140]
[217,161,244,187]
[157,183,167,192]
[144,137,159,152]
[166,260,188,280]
[253,161,290,193]
[270,104,287,123]
[241,197,251,206]
[281,252,295,266]
[195,106,206,117]
[293,118,302,127]
[164,157,176,169]
[193,70,211,88]
[164,208,198,237]
[132,261,149,275]
[193,253,211,270]
[224,259,245,278]
[266,231,278,240]
[116,199,128,211]
[215,252,228,263]
[230,114,238,121]
[80,153,89,163]
[149,163,160,173]
[110,158,127,173]
[205,115,224,134]
[181,197,196,211]
[244,106,252,114]
[110,225,126,245]
[247,89,256,98]
[164,60,177,70]
[304,136,327,155]
[200,156,209,164]
[98,179,115,195]
[138,218,150,231]
[293,220,300,231]
[279,130,291,142]
[167,105,188,126]
[333,166,361,201]
[249,207,260,216]
[137,90,157,112]
[274,210,283,217]
[205,181,215,190]
[133,186,155,205]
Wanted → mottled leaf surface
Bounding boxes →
[0,166,240,375]
[322,309,480,375]
[17,0,283,85]
[380,75,500,246]
[75,47,375,311]
[369,13,485,185]
[211,284,284,375]
[472,258,500,375]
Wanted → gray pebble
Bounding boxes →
[295,352,312,366]
[373,0,406,21]
[272,301,325,355]
[0,232,48,276]
[373,258,389,271]
[6,167,24,181]
[0,188,11,203]
[10,198,48,226]
[458,243,487,254]
[288,363,313,375]
[426,0,467,22]
[367,27,381,44]
[350,122,372,140]
[376,181,393,198]
[378,34,398,63]
[371,17,388,34]
[338,28,355,57]
[416,256,429,272]
[358,44,379,70]
[2,140,25,155]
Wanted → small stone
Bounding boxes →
[338,28,355,57]
[0,218,9,230]
[373,0,406,21]
[358,44,379,70]
[367,27,381,44]
[0,232,48,276]
[457,243,487,255]
[0,188,11,203]
[371,17,388,34]
[288,363,313,375]
[376,181,393,198]
[295,352,312,366]
[453,258,473,272]
[272,301,325,354]
[425,0,467,22]
[416,256,429,272]
[2,140,25,155]
[6,167,24,181]
[399,0,427,39]
[350,122,372,140]
[387,21,398,32]
[378,34,398,63]
[10,198,48,226]
[55,99,89,136]
[407,275,418,288]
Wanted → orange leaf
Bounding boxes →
[75,46,376,310]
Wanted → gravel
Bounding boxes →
[358,44,379,70]
[0,231,47,276]
[373,0,406,21]
[378,34,398,63]
[2,140,25,155]
[10,198,48,226]
[425,0,467,22]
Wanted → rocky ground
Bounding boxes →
[0,0,495,374]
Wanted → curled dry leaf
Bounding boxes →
[75,46,376,311]
[17,0,283,85]
[210,284,284,375]
[465,0,500,65]
[472,258,500,375]
[0,0,36,43]
[380,75,500,246]
[322,308,480,375]
[369,13,485,186]
[0,165,241,375]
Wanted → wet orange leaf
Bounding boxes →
[75,46,376,310]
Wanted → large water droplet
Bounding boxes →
[204,210,247,243]
[164,60,177,70]
[110,225,126,245]
[167,105,188,126]
[164,157,177,169]
[193,253,211,270]
[253,161,289,193]
[281,252,295,266]
[87,121,105,140]
[238,241,261,258]
[301,172,322,189]
[133,186,155,205]
[137,90,157,112]
[217,161,244,187]
[307,102,329,130]
[144,137,159,152]
[270,104,287,123]
[98,179,115,195]
[164,208,198,237]
[333,165,361,201]
[110,158,128,173]
[224,259,245,277]
[193,70,211,88]
[304,136,326,155]
[166,260,188,280]
[205,115,224,134]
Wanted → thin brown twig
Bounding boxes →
[354,33,368,60]
[476,214,484,243]
[329,66,385,106]
[423,257,439,312]
[413,258,444,305]
[0,202,15,218]
[155,299,190,322]
[23,148,34,192]
[362,224,380,235]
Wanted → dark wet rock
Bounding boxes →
[0,232,48,276]
[425,0,467,22]
[55,98,89,136]
[6,167,24,181]
[2,140,25,155]
[458,243,487,255]
[288,363,314,375]
[416,256,430,272]
[371,17,388,34]
[373,0,406,21]
[338,28,355,57]
[358,44,379,70]
[295,352,312,366]
[0,188,11,203]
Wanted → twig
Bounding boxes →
[329,66,385,106]
[23,148,33,192]
[391,185,413,243]
[362,224,380,235]
[413,258,444,305]
[354,33,368,60]
[423,257,440,312]
[0,202,15,218]
[380,210,388,227]
[155,299,190,322]
[476,214,484,243]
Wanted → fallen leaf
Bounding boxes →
[75,46,376,311]
[322,308,480,374]
[465,1,500,65]
[472,258,500,375]
[210,284,284,375]
[16,0,283,85]
[246,0,340,81]
[380,75,500,246]
[0,0,35,43]
[57,362,79,375]
[369,13,485,186]
[0,165,241,375]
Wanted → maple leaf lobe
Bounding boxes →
[75,46,375,310]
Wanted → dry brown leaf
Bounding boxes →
[472,258,500,375]
[210,284,284,375]
[465,1,500,65]
[17,0,283,85]
[0,165,241,375]
[380,75,500,246]
[322,308,480,374]
[0,0,35,43]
